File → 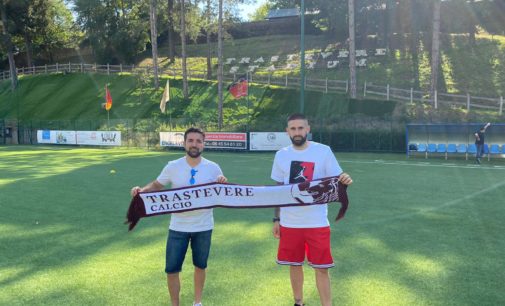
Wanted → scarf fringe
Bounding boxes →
[335,184,348,221]
[125,195,147,231]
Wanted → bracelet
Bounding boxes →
[272,217,280,222]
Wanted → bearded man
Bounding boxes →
[271,113,353,306]
[131,127,227,306]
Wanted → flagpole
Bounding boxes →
[246,72,250,131]
[170,78,173,131]
[169,96,172,131]
[105,84,112,131]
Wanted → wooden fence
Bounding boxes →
[2,63,503,115]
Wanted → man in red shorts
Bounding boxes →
[271,113,353,306]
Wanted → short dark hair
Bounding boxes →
[184,127,205,141]
[287,113,307,123]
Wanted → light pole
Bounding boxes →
[300,0,305,114]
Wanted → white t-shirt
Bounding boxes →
[271,141,343,228]
[156,156,223,232]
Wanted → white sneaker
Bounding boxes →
[193,303,202,306]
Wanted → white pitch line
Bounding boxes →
[339,159,505,170]
[353,179,505,225]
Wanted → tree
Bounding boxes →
[466,0,476,45]
[73,0,149,64]
[167,0,175,62]
[0,0,18,90]
[410,0,420,89]
[348,0,356,99]
[39,0,79,63]
[205,0,213,80]
[180,0,189,99]
[149,0,159,90]
[430,0,441,98]
[383,0,393,51]
[217,0,223,129]
[249,2,271,21]
[271,0,347,38]
[0,0,78,69]
[16,0,47,67]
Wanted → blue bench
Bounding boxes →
[408,143,504,160]
[488,144,502,160]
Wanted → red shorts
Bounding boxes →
[276,226,334,268]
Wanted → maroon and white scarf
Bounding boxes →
[126,176,349,231]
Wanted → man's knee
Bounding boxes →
[314,268,329,276]
[167,272,180,280]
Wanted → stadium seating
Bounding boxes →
[489,144,500,153]
[427,143,437,154]
[425,143,437,158]
[417,143,427,158]
[456,144,467,153]
[488,144,501,160]
[467,144,477,161]
[468,144,477,155]
[408,143,418,151]
[456,144,467,159]
[447,144,457,153]
[408,142,504,160]
[446,144,457,159]
[406,123,505,161]
[436,143,447,159]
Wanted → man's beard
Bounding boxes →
[290,135,307,147]
[186,147,202,158]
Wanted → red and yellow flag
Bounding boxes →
[105,85,113,111]
[227,77,248,99]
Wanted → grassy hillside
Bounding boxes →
[0,73,154,121]
[0,73,397,130]
[137,34,505,97]
[2,33,503,129]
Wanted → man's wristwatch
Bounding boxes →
[272,217,280,223]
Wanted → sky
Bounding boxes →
[66,1,268,22]
[237,0,268,21]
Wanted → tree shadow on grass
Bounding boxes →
[0,149,282,304]
[331,163,505,305]
[0,152,175,300]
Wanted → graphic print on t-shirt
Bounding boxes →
[289,161,315,183]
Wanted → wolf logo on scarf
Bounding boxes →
[290,177,340,204]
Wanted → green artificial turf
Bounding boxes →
[1,146,505,305]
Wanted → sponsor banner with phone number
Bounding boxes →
[160,132,247,150]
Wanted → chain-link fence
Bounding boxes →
[5,116,406,152]
[0,119,5,145]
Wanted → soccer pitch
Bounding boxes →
[1,146,504,305]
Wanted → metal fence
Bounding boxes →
[2,63,503,114]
